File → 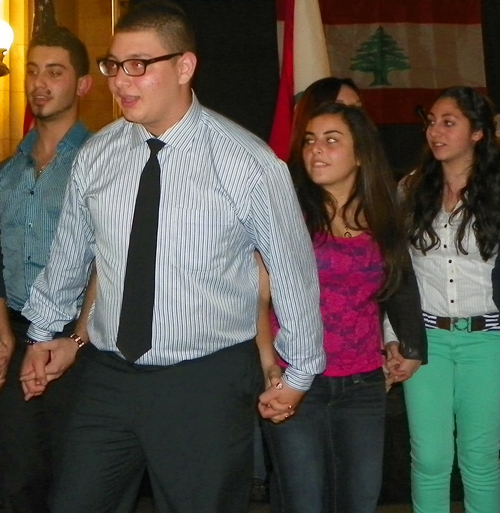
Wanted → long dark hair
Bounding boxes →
[404,86,500,260]
[289,77,360,168]
[290,102,407,299]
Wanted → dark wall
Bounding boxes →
[482,0,500,110]
[378,124,426,180]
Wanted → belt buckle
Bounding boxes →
[451,317,470,332]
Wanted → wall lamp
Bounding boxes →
[0,20,14,77]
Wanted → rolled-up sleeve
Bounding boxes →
[248,159,325,390]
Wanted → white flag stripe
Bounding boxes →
[294,0,331,95]
[326,23,485,89]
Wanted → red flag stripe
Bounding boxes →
[269,0,295,160]
[276,0,482,25]
[361,87,488,125]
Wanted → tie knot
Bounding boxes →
[147,138,165,155]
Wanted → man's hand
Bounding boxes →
[0,335,15,389]
[20,338,79,400]
[258,379,305,423]
[19,344,51,400]
[386,342,421,383]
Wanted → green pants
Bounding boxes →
[404,328,500,513]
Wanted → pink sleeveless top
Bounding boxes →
[273,232,385,377]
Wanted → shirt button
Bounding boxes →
[28,223,33,228]
[448,260,452,263]
[27,256,31,261]
[444,224,448,228]
[450,279,453,283]
[450,299,455,303]
[30,190,34,195]
[444,245,447,249]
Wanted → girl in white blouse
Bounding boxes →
[401,86,500,513]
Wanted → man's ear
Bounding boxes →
[177,52,197,86]
[76,75,93,98]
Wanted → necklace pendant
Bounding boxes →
[343,228,352,238]
[34,154,56,179]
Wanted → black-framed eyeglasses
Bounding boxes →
[97,52,183,77]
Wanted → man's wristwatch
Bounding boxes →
[70,333,88,348]
[25,334,88,349]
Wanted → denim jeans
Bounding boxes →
[263,368,386,513]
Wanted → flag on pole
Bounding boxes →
[268,0,294,161]
[23,0,58,135]
[269,0,331,161]
[293,0,331,98]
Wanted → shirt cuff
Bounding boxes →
[383,313,398,345]
[282,366,316,391]
[26,325,55,342]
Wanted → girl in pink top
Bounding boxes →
[263,101,422,513]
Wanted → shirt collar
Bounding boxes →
[18,121,91,156]
[129,92,202,153]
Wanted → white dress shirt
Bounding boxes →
[24,95,325,390]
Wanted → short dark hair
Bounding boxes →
[28,26,90,77]
[115,1,196,54]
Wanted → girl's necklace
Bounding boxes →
[336,213,353,238]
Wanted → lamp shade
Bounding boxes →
[0,21,14,51]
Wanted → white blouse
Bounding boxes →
[384,208,498,342]
[411,208,497,317]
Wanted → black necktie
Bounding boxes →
[116,138,165,362]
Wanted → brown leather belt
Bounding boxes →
[434,316,486,332]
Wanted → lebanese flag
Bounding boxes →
[319,0,485,124]
[269,0,331,160]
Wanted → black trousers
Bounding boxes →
[50,340,262,513]
[0,316,83,513]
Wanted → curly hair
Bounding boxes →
[290,102,408,299]
[404,86,500,260]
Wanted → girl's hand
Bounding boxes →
[386,342,421,383]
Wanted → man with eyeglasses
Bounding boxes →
[20,2,325,512]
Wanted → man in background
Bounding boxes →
[0,26,92,513]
